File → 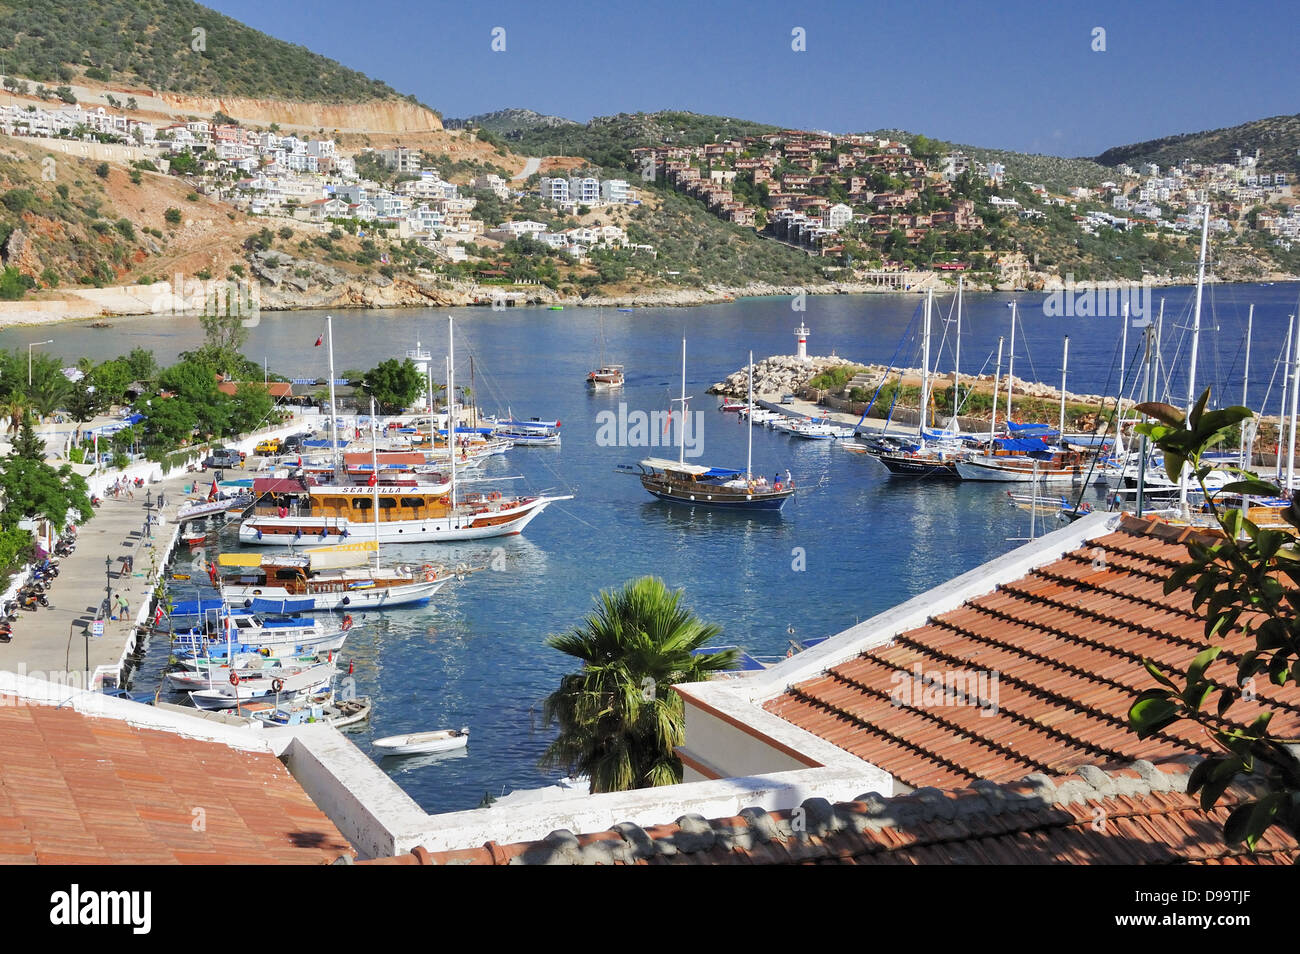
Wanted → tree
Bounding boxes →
[137,394,197,452]
[164,207,182,226]
[540,576,737,793]
[64,381,103,429]
[1129,388,1300,851]
[94,162,109,179]
[11,415,44,460]
[121,347,158,386]
[359,358,422,413]
[0,454,92,530]
[227,382,274,434]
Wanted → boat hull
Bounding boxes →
[237,496,567,544]
[222,576,448,613]
[640,476,792,511]
[876,453,961,480]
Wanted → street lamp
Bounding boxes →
[104,554,112,618]
[28,339,53,388]
[144,488,153,539]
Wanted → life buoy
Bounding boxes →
[489,491,501,501]
[342,614,353,631]
[229,672,240,686]
[271,678,284,693]
[422,563,433,571]
[438,496,449,506]
[425,569,436,582]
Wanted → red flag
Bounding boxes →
[314,333,324,347]
[367,472,377,487]
[153,604,164,626]
[210,478,218,497]
[348,660,354,675]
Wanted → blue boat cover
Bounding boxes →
[1006,420,1051,432]
[169,598,223,616]
[701,467,743,478]
[994,437,1051,452]
[248,597,317,614]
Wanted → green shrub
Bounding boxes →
[115,218,135,240]
[94,161,110,178]
[164,207,181,226]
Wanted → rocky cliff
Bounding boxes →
[156,93,443,134]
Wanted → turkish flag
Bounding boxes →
[315,334,324,347]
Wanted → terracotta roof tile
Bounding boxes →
[0,697,353,864]
[397,759,1297,866]
[763,515,1300,787]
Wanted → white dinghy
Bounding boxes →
[373,726,469,756]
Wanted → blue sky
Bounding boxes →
[205,0,1294,157]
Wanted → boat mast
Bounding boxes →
[951,276,962,431]
[919,288,932,438]
[1120,300,1129,402]
[746,350,754,481]
[1278,316,1294,485]
[369,397,381,564]
[1058,336,1070,440]
[1137,320,1156,517]
[1240,304,1253,468]
[677,336,689,466]
[1288,314,1300,494]
[989,336,1003,444]
[448,316,457,510]
[1006,302,1017,426]
[1178,204,1211,513]
[326,315,339,480]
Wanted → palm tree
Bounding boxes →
[0,396,26,435]
[540,576,737,793]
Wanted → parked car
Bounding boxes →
[781,394,796,405]
[280,433,309,452]
[255,438,282,455]
[204,447,242,469]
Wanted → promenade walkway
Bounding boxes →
[0,467,219,687]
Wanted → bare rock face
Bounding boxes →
[709,353,859,397]
[2,227,42,278]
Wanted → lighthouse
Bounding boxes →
[794,322,810,362]
[405,339,433,410]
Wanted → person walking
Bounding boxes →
[115,593,129,620]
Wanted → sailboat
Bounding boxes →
[620,342,795,510]
[238,317,572,544]
[876,288,964,479]
[587,309,624,389]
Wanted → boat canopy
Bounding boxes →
[639,457,743,478]
[252,477,309,494]
[343,451,425,470]
[1006,420,1052,432]
[994,437,1051,453]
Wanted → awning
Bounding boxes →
[994,437,1051,453]
[639,457,743,478]
[252,478,308,494]
[217,552,263,567]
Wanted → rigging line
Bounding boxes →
[856,300,921,426]
[550,503,603,533]
[1068,311,1128,516]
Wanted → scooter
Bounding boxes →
[0,622,11,643]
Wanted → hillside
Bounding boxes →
[449,108,579,135]
[1094,113,1300,175]
[872,129,1112,193]
[500,111,783,169]
[0,0,419,105]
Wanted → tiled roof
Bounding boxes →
[763,515,1300,788]
[370,759,1297,865]
[0,699,352,864]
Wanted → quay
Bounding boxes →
[0,419,308,690]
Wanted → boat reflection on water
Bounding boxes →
[378,747,469,775]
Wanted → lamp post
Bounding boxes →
[104,554,112,618]
[28,339,53,388]
[144,488,153,539]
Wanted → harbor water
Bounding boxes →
[16,282,1297,812]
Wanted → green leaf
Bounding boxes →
[1142,659,1177,690]
[1223,480,1283,497]
[1128,693,1179,736]
[1186,646,1223,684]
[1188,387,1211,432]
[1135,401,1185,428]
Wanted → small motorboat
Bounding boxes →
[182,532,206,548]
[719,400,746,412]
[373,726,469,756]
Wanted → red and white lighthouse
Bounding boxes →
[794,322,810,362]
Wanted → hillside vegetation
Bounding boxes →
[0,0,417,103]
[1094,113,1300,175]
[500,111,783,169]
